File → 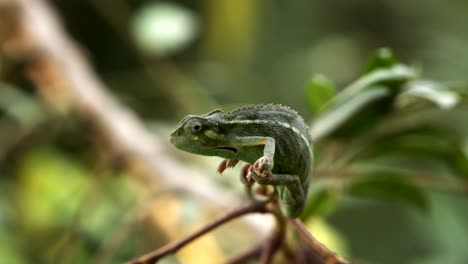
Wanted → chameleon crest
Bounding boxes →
[170,104,313,218]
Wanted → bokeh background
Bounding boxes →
[1,1,468,263]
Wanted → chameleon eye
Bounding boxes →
[186,119,203,135]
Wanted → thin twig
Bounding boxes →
[223,242,263,264]
[223,199,284,264]
[259,202,286,264]
[127,202,268,264]
[289,219,349,264]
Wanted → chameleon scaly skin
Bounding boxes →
[170,104,313,218]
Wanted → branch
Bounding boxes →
[223,242,263,264]
[289,219,350,264]
[258,206,286,264]
[127,202,268,264]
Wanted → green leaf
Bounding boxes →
[310,86,390,141]
[302,182,341,219]
[334,64,417,104]
[349,174,429,212]
[305,74,336,113]
[399,80,460,109]
[310,64,418,141]
[364,47,398,73]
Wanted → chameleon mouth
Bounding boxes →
[215,146,239,153]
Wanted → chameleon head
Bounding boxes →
[169,112,239,158]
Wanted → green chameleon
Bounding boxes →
[170,104,313,218]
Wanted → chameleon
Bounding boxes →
[169,104,313,218]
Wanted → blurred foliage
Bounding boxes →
[306,48,468,263]
[1,1,468,264]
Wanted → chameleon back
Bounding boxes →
[224,105,313,217]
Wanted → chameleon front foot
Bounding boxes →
[253,156,273,178]
[217,159,239,174]
[240,163,276,203]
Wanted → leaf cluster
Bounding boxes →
[303,48,468,218]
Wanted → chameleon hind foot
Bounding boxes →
[240,163,276,203]
[240,163,254,186]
